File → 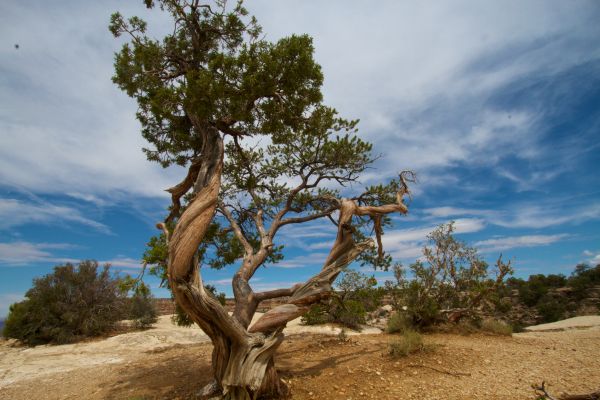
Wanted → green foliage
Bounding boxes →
[3,261,126,345]
[388,330,424,358]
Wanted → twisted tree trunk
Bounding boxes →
[164,138,411,398]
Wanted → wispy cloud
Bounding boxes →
[0,198,111,233]
[0,241,78,265]
[489,203,600,229]
[382,218,486,260]
[0,241,143,271]
[422,202,600,230]
[270,253,329,269]
[475,234,569,253]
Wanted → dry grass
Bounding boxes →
[388,329,425,358]
[480,319,513,336]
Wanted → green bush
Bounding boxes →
[386,312,412,334]
[480,319,512,336]
[301,303,330,325]
[389,330,424,358]
[335,300,366,331]
[129,288,158,329]
[3,261,126,345]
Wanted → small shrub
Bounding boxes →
[336,300,366,330]
[386,312,412,334]
[129,288,158,329]
[480,319,512,336]
[389,330,424,358]
[3,261,126,345]
[301,304,329,325]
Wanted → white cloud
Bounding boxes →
[101,257,143,270]
[0,0,597,202]
[0,198,110,233]
[582,250,600,265]
[475,234,568,252]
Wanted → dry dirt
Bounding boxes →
[1,316,599,400]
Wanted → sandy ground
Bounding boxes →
[0,313,378,390]
[0,316,598,399]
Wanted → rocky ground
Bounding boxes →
[1,316,599,400]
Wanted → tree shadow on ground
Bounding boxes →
[103,345,213,400]
[276,340,382,379]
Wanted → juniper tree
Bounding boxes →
[110,1,413,398]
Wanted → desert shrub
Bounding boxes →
[129,285,158,329]
[480,319,512,336]
[389,330,424,358]
[3,261,126,345]
[386,312,413,334]
[385,223,513,329]
[301,303,330,325]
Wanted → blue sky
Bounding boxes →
[1,1,599,318]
